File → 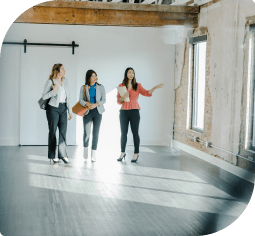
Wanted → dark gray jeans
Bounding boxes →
[120,109,140,154]
[83,108,102,150]
[46,103,68,159]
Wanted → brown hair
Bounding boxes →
[122,67,138,91]
[49,63,63,80]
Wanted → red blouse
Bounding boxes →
[117,83,152,110]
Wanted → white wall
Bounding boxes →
[0,23,175,147]
[0,46,21,145]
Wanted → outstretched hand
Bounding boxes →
[156,83,164,89]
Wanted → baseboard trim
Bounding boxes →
[173,140,255,184]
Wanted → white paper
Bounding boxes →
[117,86,130,102]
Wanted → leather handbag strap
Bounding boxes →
[83,85,87,101]
[49,79,54,92]
[50,79,54,91]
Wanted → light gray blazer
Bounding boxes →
[42,78,71,114]
[79,84,106,115]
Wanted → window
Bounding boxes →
[190,36,207,132]
[251,83,255,150]
[247,25,255,151]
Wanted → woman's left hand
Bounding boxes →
[90,103,99,109]
[68,113,73,120]
[156,83,164,89]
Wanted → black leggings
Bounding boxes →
[46,103,68,159]
[119,109,140,154]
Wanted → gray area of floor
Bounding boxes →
[0,145,253,236]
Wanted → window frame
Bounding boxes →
[249,25,255,151]
[189,35,207,133]
[251,81,255,151]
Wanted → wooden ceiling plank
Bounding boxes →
[35,1,200,13]
[15,6,198,27]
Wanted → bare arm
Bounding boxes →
[148,83,164,94]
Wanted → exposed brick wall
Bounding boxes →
[174,26,212,155]
[174,0,255,173]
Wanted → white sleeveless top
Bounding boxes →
[59,85,67,103]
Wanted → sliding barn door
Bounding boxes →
[20,47,77,145]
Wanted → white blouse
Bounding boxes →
[59,86,67,103]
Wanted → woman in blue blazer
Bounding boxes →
[79,70,106,161]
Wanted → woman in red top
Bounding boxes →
[117,67,164,162]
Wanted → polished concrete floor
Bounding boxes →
[0,145,253,236]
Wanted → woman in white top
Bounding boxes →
[42,63,72,164]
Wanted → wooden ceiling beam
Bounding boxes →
[36,1,199,13]
[14,1,199,27]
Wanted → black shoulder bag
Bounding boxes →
[38,79,54,110]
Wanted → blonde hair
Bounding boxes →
[49,63,63,80]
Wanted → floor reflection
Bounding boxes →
[1,145,253,236]
[27,152,247,217]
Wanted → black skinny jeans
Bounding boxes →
[83,108,102,150]
[46,103,68,159]
[119,109,140,154]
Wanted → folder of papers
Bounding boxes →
[117,86,130,102]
